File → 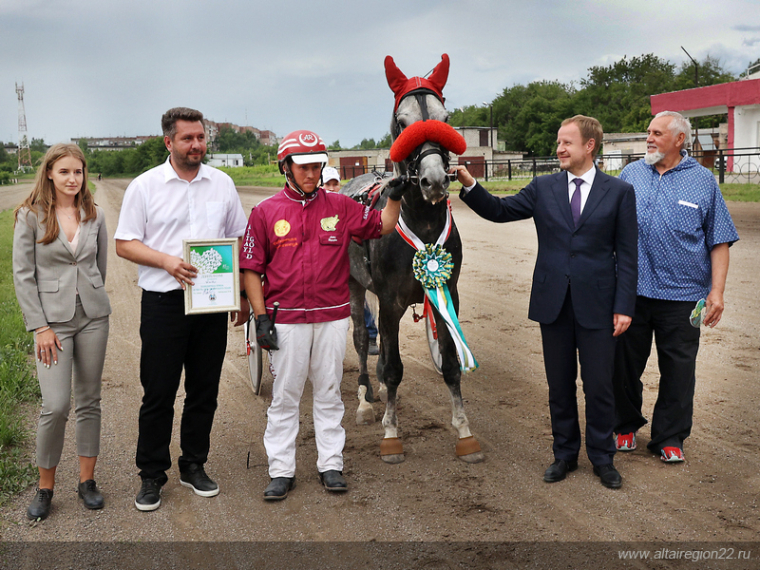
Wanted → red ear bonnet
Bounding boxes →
[386,54,450,113]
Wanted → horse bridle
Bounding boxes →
[394,89,457,185]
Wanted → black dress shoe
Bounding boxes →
[593,463,622,489]
[264,477,295,501]
[27,488,53,520]
[543,459,578,483]
[319,470,348,492]
[78,479,105,510]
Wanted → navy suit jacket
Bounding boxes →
[461,169,637,329]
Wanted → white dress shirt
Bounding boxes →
[567,165,596,213]
[114,157,247,292]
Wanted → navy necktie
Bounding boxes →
[571,178,583,227]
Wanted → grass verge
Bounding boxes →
[218,165,286,187]
[0,209,39,505]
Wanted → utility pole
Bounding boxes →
[681,47,699,151]
[16,82,32,170]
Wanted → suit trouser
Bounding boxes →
[265,318,349,478]
[613,296,700,453]
[136,290,228,483]
[540,290,617,466]
[35,299,109,469]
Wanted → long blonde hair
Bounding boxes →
[14,143,96,244]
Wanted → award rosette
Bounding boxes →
[412,244,478,372]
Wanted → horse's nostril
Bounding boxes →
[420,177,430,188]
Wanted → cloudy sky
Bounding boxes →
[2,0,759,148]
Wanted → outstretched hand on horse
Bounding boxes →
[387,175,411,201]
[452,165,475,188]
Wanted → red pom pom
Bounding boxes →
[390,121,467,163]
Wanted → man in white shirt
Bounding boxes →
[115,107,248,511]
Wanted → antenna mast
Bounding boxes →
[16,82,32,170]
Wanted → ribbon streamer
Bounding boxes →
[396,214,477,373]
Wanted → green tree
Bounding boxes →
[575,54,677,133]
[30,138,47,153]
[327,140,342,150]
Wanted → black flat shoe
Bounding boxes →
[543,459,578,483]
[319,470,348,492]
[27,488,54,520]
[593,463,622,489]
[264,477,295,501]
[78,479,105,509]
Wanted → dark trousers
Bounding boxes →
[540,289,618,466]
[613,296,700,453]
[136,290,228,483]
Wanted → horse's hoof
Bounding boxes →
[380,437,404,461]
[458,451,485,464]
[356,403,375,425]
[378,384,388,403]
[455,436,484,463]
[381,453,405,464]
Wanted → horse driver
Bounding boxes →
[240,130,408,500]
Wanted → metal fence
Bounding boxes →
[328,147,760,184]
[460,147,760,183]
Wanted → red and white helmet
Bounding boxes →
[277,130,328,173]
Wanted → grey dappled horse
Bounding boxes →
[341,55,483,464]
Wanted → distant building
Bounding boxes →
[207,153,245,168]
[4,143,18,155]
[72,136,157,151]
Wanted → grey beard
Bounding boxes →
[644,151,666,165]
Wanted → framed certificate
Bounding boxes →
[183,238,241,315]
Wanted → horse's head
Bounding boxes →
[386,54,463,205]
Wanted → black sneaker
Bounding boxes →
[368,338,379,356]
[180,464,219,497]
[78,479,105,510]
[27,488,53,520]
[135,478,162,511]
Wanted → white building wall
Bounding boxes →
[733,105,760,172]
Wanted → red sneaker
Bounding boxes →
[615,432,636,451]
[660,447,685,462]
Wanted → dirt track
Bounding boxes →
[1,179,759,563]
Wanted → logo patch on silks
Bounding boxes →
[274,219,291,237]
[320,215,339,232]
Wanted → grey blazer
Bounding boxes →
[13,205,112,331]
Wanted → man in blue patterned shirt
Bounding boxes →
[613,111,739,463]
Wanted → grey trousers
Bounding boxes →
[34,301,109,469]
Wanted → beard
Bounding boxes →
[644,150,666,165]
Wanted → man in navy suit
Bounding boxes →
[455,115,637,488]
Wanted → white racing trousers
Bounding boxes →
[264,318,350,478]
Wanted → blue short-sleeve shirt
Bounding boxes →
[620,151,739,301]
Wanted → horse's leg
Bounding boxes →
[435,288,485,463]
[377,303,406,464]
[349,278,375,425]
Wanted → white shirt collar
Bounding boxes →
[567,165,596,188]
[162,156,211,183]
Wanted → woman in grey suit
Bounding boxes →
[13,143,111,520]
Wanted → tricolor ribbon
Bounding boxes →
[396,208,478,372]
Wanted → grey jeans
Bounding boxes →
[35,300,109,469]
